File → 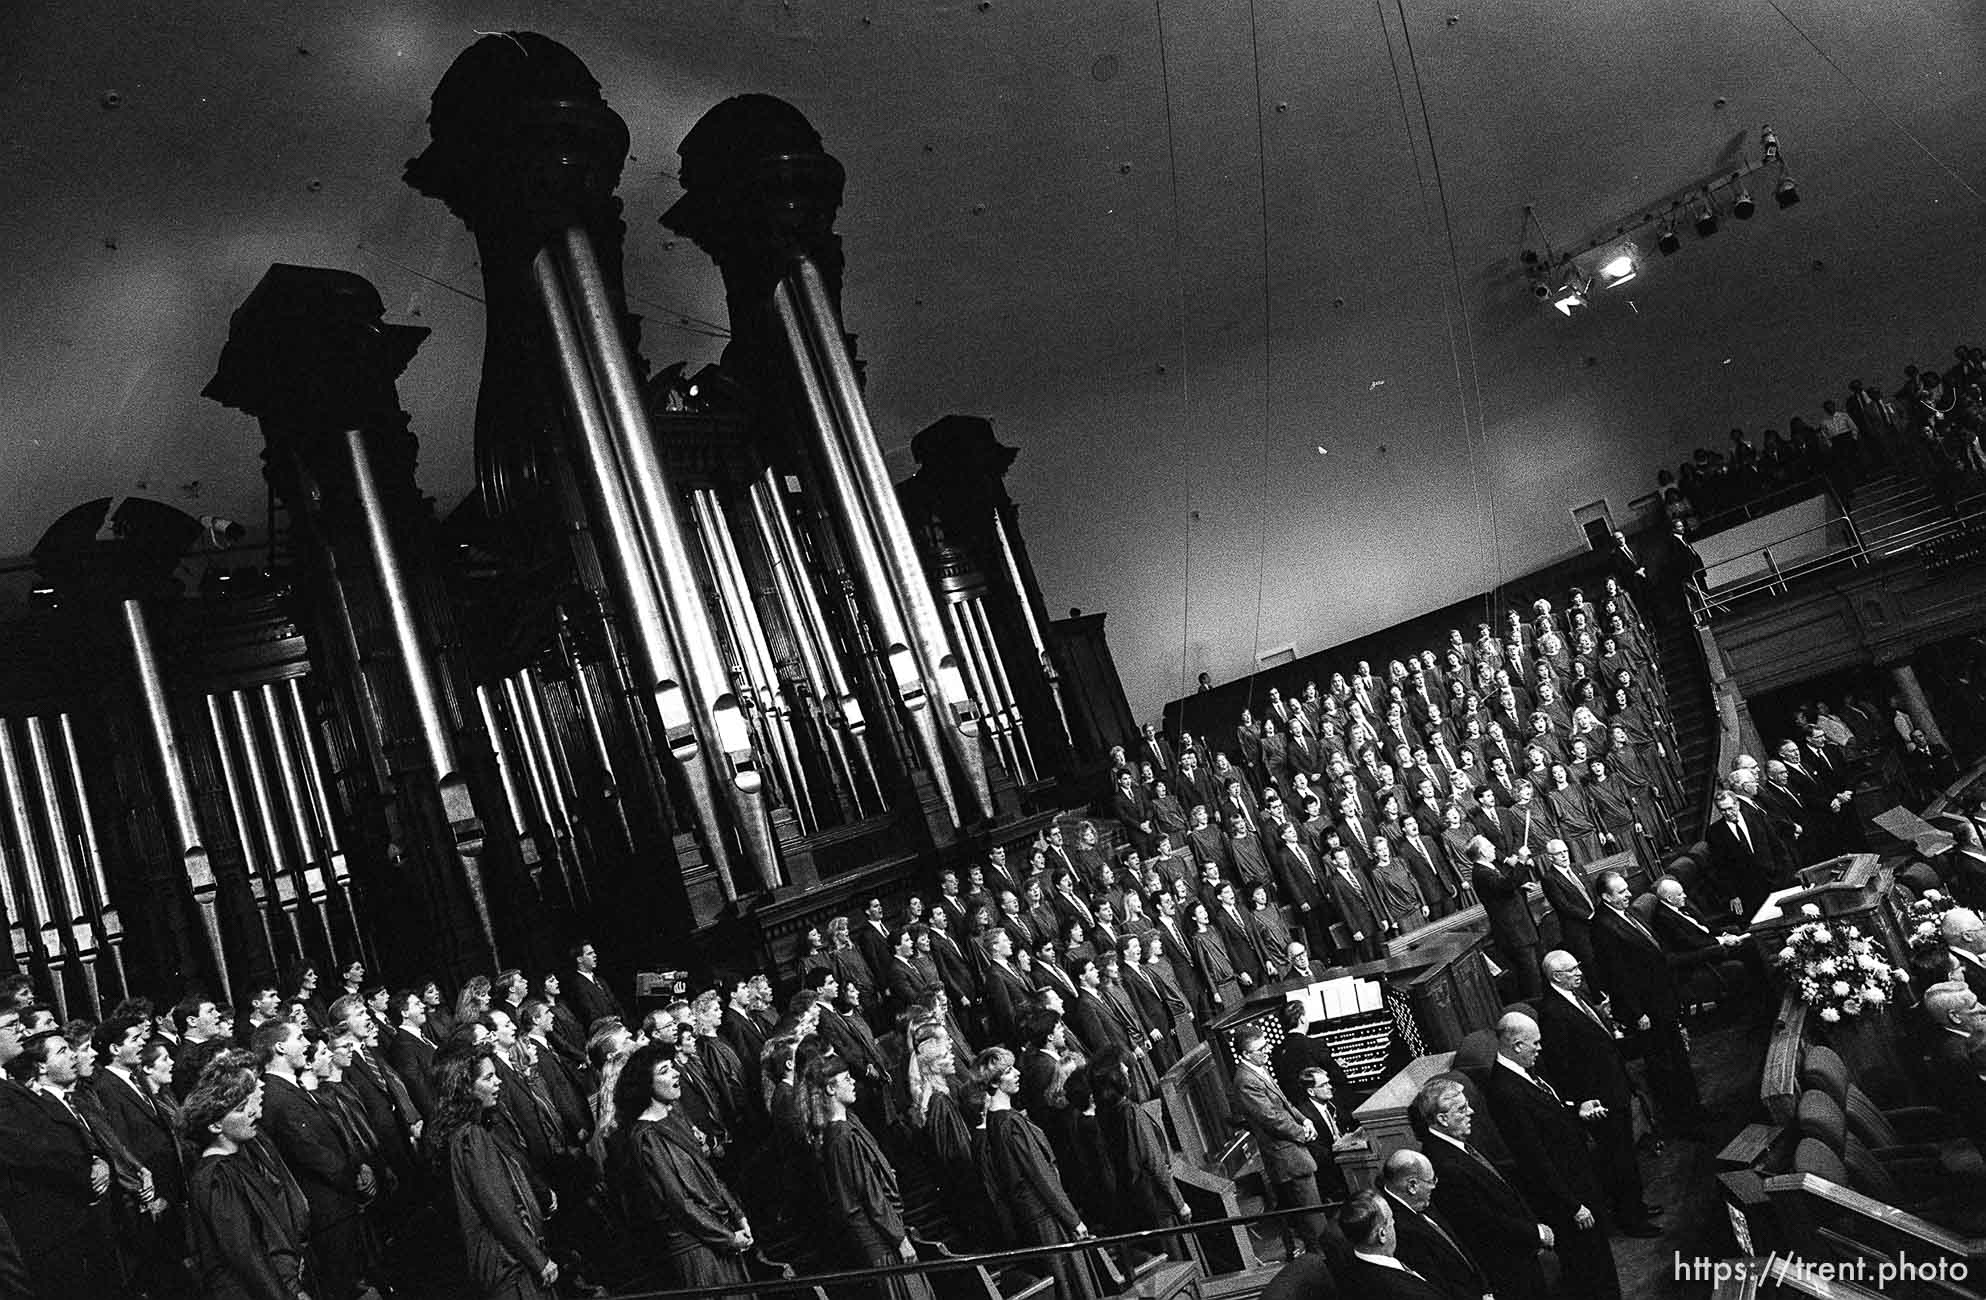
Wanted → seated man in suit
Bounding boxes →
[1940,909,1986,1004]
[1292,1066,1359,1198]
[1336,1190,1465,1300]
[1649,876,1762,1005]
[1378,1149,1492,1300]
[1919,982,1986,1145]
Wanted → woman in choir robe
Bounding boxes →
[455,974,495,1028]
[1367,838,1429,938]
[421,979,456,1043]
[1089,1047,1190,1256]
[1541,762,1604,863]
[973,1048,1095,1300]
[798,926,834,983]
[903,1022,985,1244]
[431,1047,558,1299]
[1146,780,1189,841]
[180,1065,314,1300]
[1244,884,1294,983]
[282,959,329,1033]
[806,1055,934,1300]
[1185,900,1244,1017]
[610,1043,753,1293]
[1258,715,1292,799]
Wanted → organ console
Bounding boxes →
[0,31,1122,1009]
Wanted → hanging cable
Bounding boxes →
[1245,0,1276,700]
[1153,0,1197,709]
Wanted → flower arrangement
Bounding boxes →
[1776,903,1908,1023]
[1902,889,1957,959]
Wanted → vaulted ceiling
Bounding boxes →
[5,0,1984,715]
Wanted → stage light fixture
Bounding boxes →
[1761,124,1780,162]
[1550,269,1591,315]
[1657,221,1681,256]
[1732,184,1755,220]
[1598,250,1637,287]
[1774,171,1800,208]
[1694,194,1719,238]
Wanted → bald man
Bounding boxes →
[1536,951,1657,1235]
[1379,1149,1492,1300]
[1482,1013,1621,1300]
[1939,909,1986,1004]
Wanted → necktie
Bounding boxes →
[1737,817,1753,853]
[1622,907,1657,946]
[1319,1102,1341,1142]
[1529,1070,1563,1103]
[1572,991,1608,1032]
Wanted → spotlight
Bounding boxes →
[1598,251,1637,287]
[1761,124,1780,162]
[1775,172,1800,208]
[1694,195,1719,238]
[1657,222,1681,256]
[1732,185,1755,220]
[1550,270,1591,316]
[1530,276,1551,301]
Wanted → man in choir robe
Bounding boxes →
[1498,781,1557,860]
[386,990,440,1121]
[1211,881,1267,991]
[1273,821,1335,956]
[1379,1149,1492,1300]
[1150,891,1208,1018]
[1536,951,1656,1236]
[1482,1014,1621,1300]
[1413,1079,1551,1300]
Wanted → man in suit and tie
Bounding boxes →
[1141,721,1176,775]
[980,929,1034,1048]
[1467,836,1543,1001]
[1150,890,1208,1018]
[1336,1190,1466,1300]
[565,940,625,1033]
[1537,838,1599,969]
[1413,1079,1552,1300]
[1940,909,1986,1004]
[1273,820,1335,957]
[1293,1065,1357,1198]
[1752,762,1810,865]
[385,988,441,1121]
[1537,950,1659,1236]
[1378,1149,1493,1300]
[1233,1025,1338,1260]
[4,1026,116,1297]
[1335,793,1380,875]
[1920,984,1986,1144]
[1591,870,1706,1135]
[1395,815,1461,920]
[1705,789,1777,920]
[933,868,972,936]
[1482,1013,1622,1300]
[1325,846,1385,964]
[1650,877,1763,1001]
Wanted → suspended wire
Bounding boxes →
[1390,0,1508,630]
[1152,0,1197,709]
[1245,0,1276,699]
[1761,0,1986,207]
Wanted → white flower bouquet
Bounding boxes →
[1776,903,1906,1022]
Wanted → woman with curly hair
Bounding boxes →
[803,1053,932,1296]
[455,974,494,1026]
[180,1061,313,1300]
[430,1046,559,1298]
[280,957,327,1032]
[608,1043,753,1293]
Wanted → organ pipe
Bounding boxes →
[205,695,282,967]
[283,679,365,963]
[788,258,994,816]
[122,599,230,999]
[59,713,127,997]
[0,719,67,1018]
[228,691,306,958]
[968,597,1037,781]
[25,718,100,1014]
[475,684,540,880]
[259,684,339,963]
[995,510,1073,746]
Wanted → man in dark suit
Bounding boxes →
[1378,1149,1492,1300]
[1211,880,1267,990]
[2,1027,115,1298]
[925,908,981,1022]
[854,896,895,980]
[1336,1191,1466,1300]
[1273,821,1335,957]
[1920,984,1986,1144]
[980,929,1034,1048]
[1324,847,1384,964]
[1537,838,1598,969]
[1140,722,1176,775]
[1467,836,1542,1001]
[1650,877,1762,1000]
[1590,870,1705,1134]
[1942,909,1986,1004]
[255,1021,372,1300]
[384,989,440,1121]
[1150,891,1208,1024]
[1482,1013,1621,1300]
[1537,950,1658,1235]
[565,940,625,1033]
[1705,788,1782,916]
[1413,1078,1551,1300]
[1395,815,1461,920]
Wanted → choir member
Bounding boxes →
[430,1046,559,1298]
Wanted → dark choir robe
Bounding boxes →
[492,1052,569,1173]
[1584,774,1641,843]
[1190,924,1245,1015]
[345,1045,418,1176]
[534,1039,596,1141]
[545,998,589,1067]
[186,1136,314,1300]
[977,1106,1092,1300]
[817,1007,897,1128]
[1186,822,1227,868]
[260,1073,369,1300]
[820,1115,933,1300]
[1097,1094,1183,1237]
[697,1033,754,1132]
[443,1116,554,1300]
[622,1111,750,1288]
[1068,988,1157,1101]
[1211,904,1267,986]
[1542,782,1603,862]
[830,945,880,1008]
[1224,831,1275,891]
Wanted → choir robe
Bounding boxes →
[1098,1095,1184,1238]
[1541,782,1604,862]
[1068,988,1158,1101]
[1185,823,1226,868]
[978,1107,1094,1300]
[819,1115,934,1300]
[186,1137,314,1300]
[443,1116,554,1300]
[1584,774,1641,842]
[624,1112,750,1288]
[1120,965,1182,1069]
[909,1088,986,1241]
[1188,925,1244,1015]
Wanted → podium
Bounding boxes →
[1748,853,1907,972]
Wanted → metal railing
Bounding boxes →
[603,1202,1329,1299]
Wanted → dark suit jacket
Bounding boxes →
[1423,1132,1548,1300]
[1650,901,1736,971]
[385,1026,439,1120]
[1536,988,1632,1112]
[1384,1189,1490,1300]
[1212,905,1266,985]
[1591,904,1679,1025]
[1234,1061,1316,1182]
[566,970,625,1033]
[1538,859,1597,963]
[1482,1062,1604,1227]
[1338,1255,1457,1300]
[259,1073,364,1231]
[1325,862,1381,940]
[92,1066,184,1203]
[928,931,981,1011]
[983,960,1034,1047]
[0,1078,106,1277]
[1471,853,1539,952]
[1150,917,1208,1014]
